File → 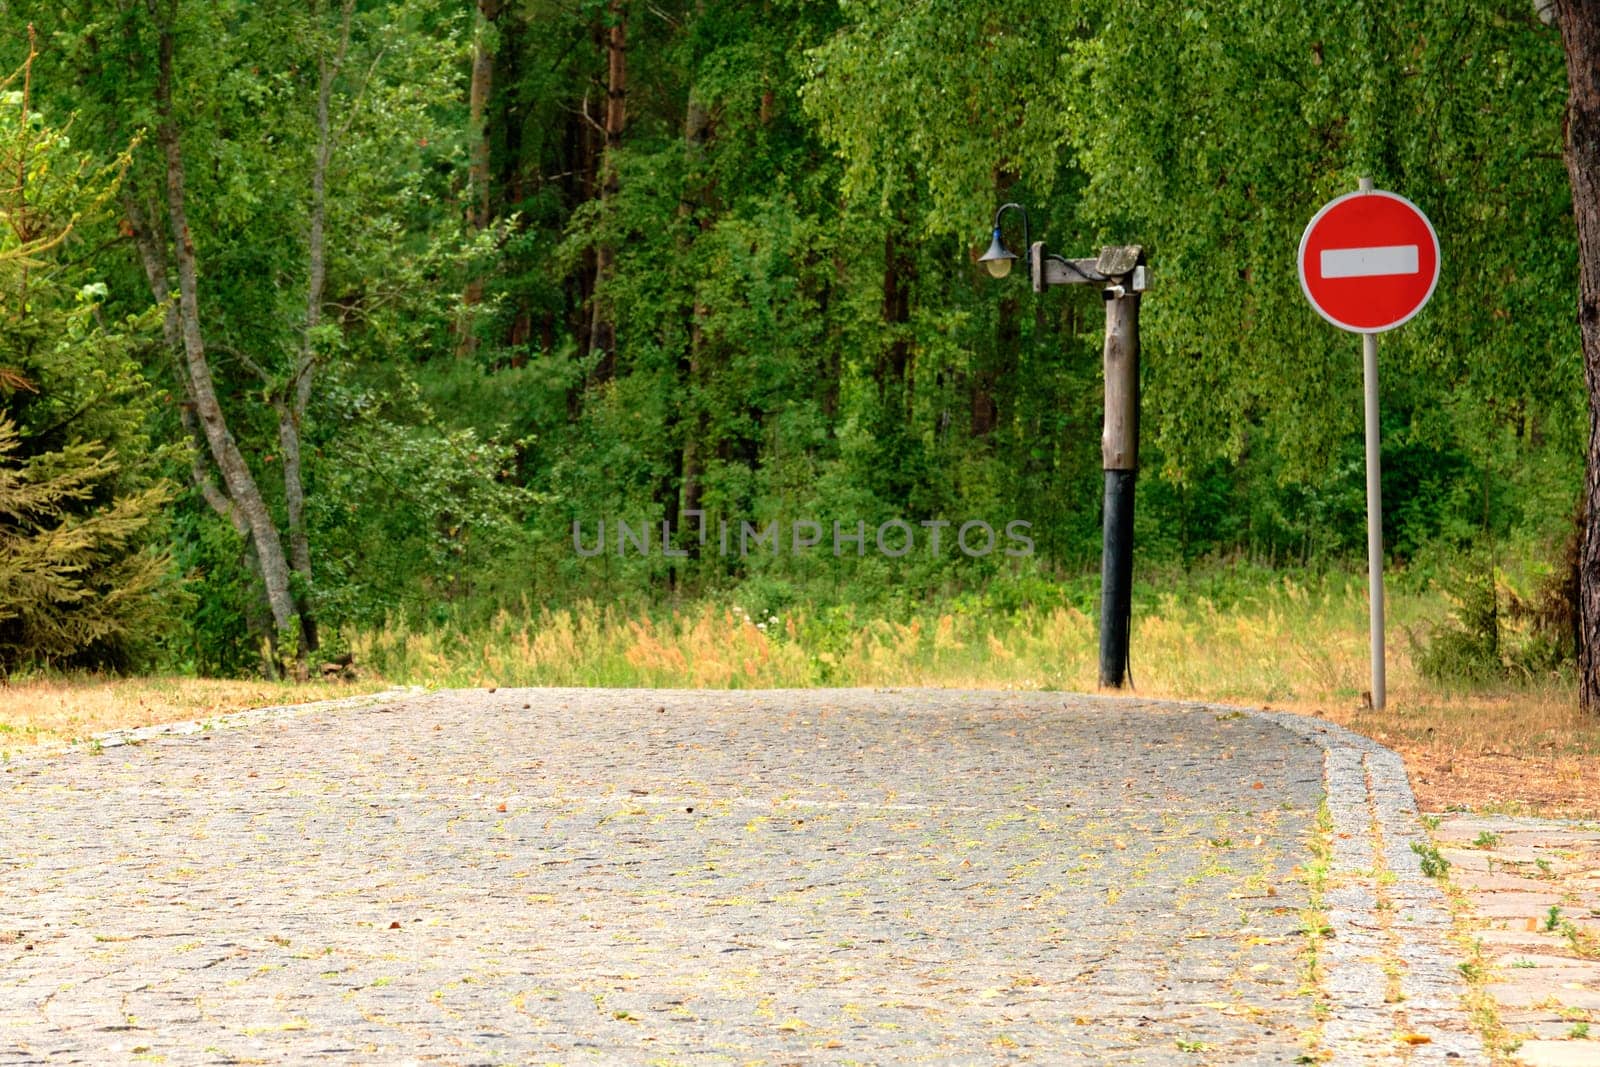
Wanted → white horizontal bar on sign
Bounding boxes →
[1320,244,1419,279]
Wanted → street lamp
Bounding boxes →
[977,203,1027,279]
[979,207,1148,690]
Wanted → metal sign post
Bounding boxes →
[1361,312,1387,710]
[1298,177,1441,710]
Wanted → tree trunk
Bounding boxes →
[878,225,914,415]
[973,294,1013,439]
[499,9,531,359]
[588,0,627,383]
[821,256,841,430]
[275,401,316,654]
[456,0,500,359]
[676,89,712,564]
[153,22,299,664]
[276,0,355,659]
[1557,0,1600,711]
[570,89,598,363]
[124,191,244,535]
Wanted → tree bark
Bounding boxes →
[456,0,500,359]
[677,89,712,564]
[569,89,598,366]
[1557,0,1600,711]
[878,226,914,411]
[152,19,300,661]
[124,190,246,537]
[973,294,1014,439]
[276,0,355,658]
[588,0,627,383]
[821,255,842,429]
[274,400,315,654]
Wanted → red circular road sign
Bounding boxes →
[1298,189,1440,334]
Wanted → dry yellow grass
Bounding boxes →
[0,676,387,752]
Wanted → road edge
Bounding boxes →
[1250,708,1487,1065]
[2,686,425,764]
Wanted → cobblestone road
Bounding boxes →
[0,689,1477,1064]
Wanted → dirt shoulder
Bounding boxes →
[0,675,389,752]
[1251,693,1600,820]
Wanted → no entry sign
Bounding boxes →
[1299,179,1443,712]
[1298,189,1440,333]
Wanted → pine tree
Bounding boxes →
[0,417,170,670]
[0,41,175,673]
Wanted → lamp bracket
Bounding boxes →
[1031,242,1149,295]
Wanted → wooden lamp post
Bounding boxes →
[980,207,1148,688]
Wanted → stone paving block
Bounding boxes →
[1511,1039,1600,1066]
[1454,870,1566,894]
[1473,893,1569,920]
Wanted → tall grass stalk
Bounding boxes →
[356,571,1556,710]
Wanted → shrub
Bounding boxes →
[0,418,173,671]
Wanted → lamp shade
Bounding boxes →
[978,228,1016,278]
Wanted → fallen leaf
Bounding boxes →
[1398,1032,1432,1046]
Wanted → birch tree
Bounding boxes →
[57,0,462,672]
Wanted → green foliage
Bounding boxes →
[1412,548,1577,688]
[0,419,173,671]
[520,0,1579,618]
[1076,1,1576,478]
[1414,562,1505,686]
[0,56,176,672]
[167,509,261,676]
[1411,840,1450,879]
[308,372,534,629]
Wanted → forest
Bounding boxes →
[0,0,1590,689]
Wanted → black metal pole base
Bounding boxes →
[1099,468,1136,688]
